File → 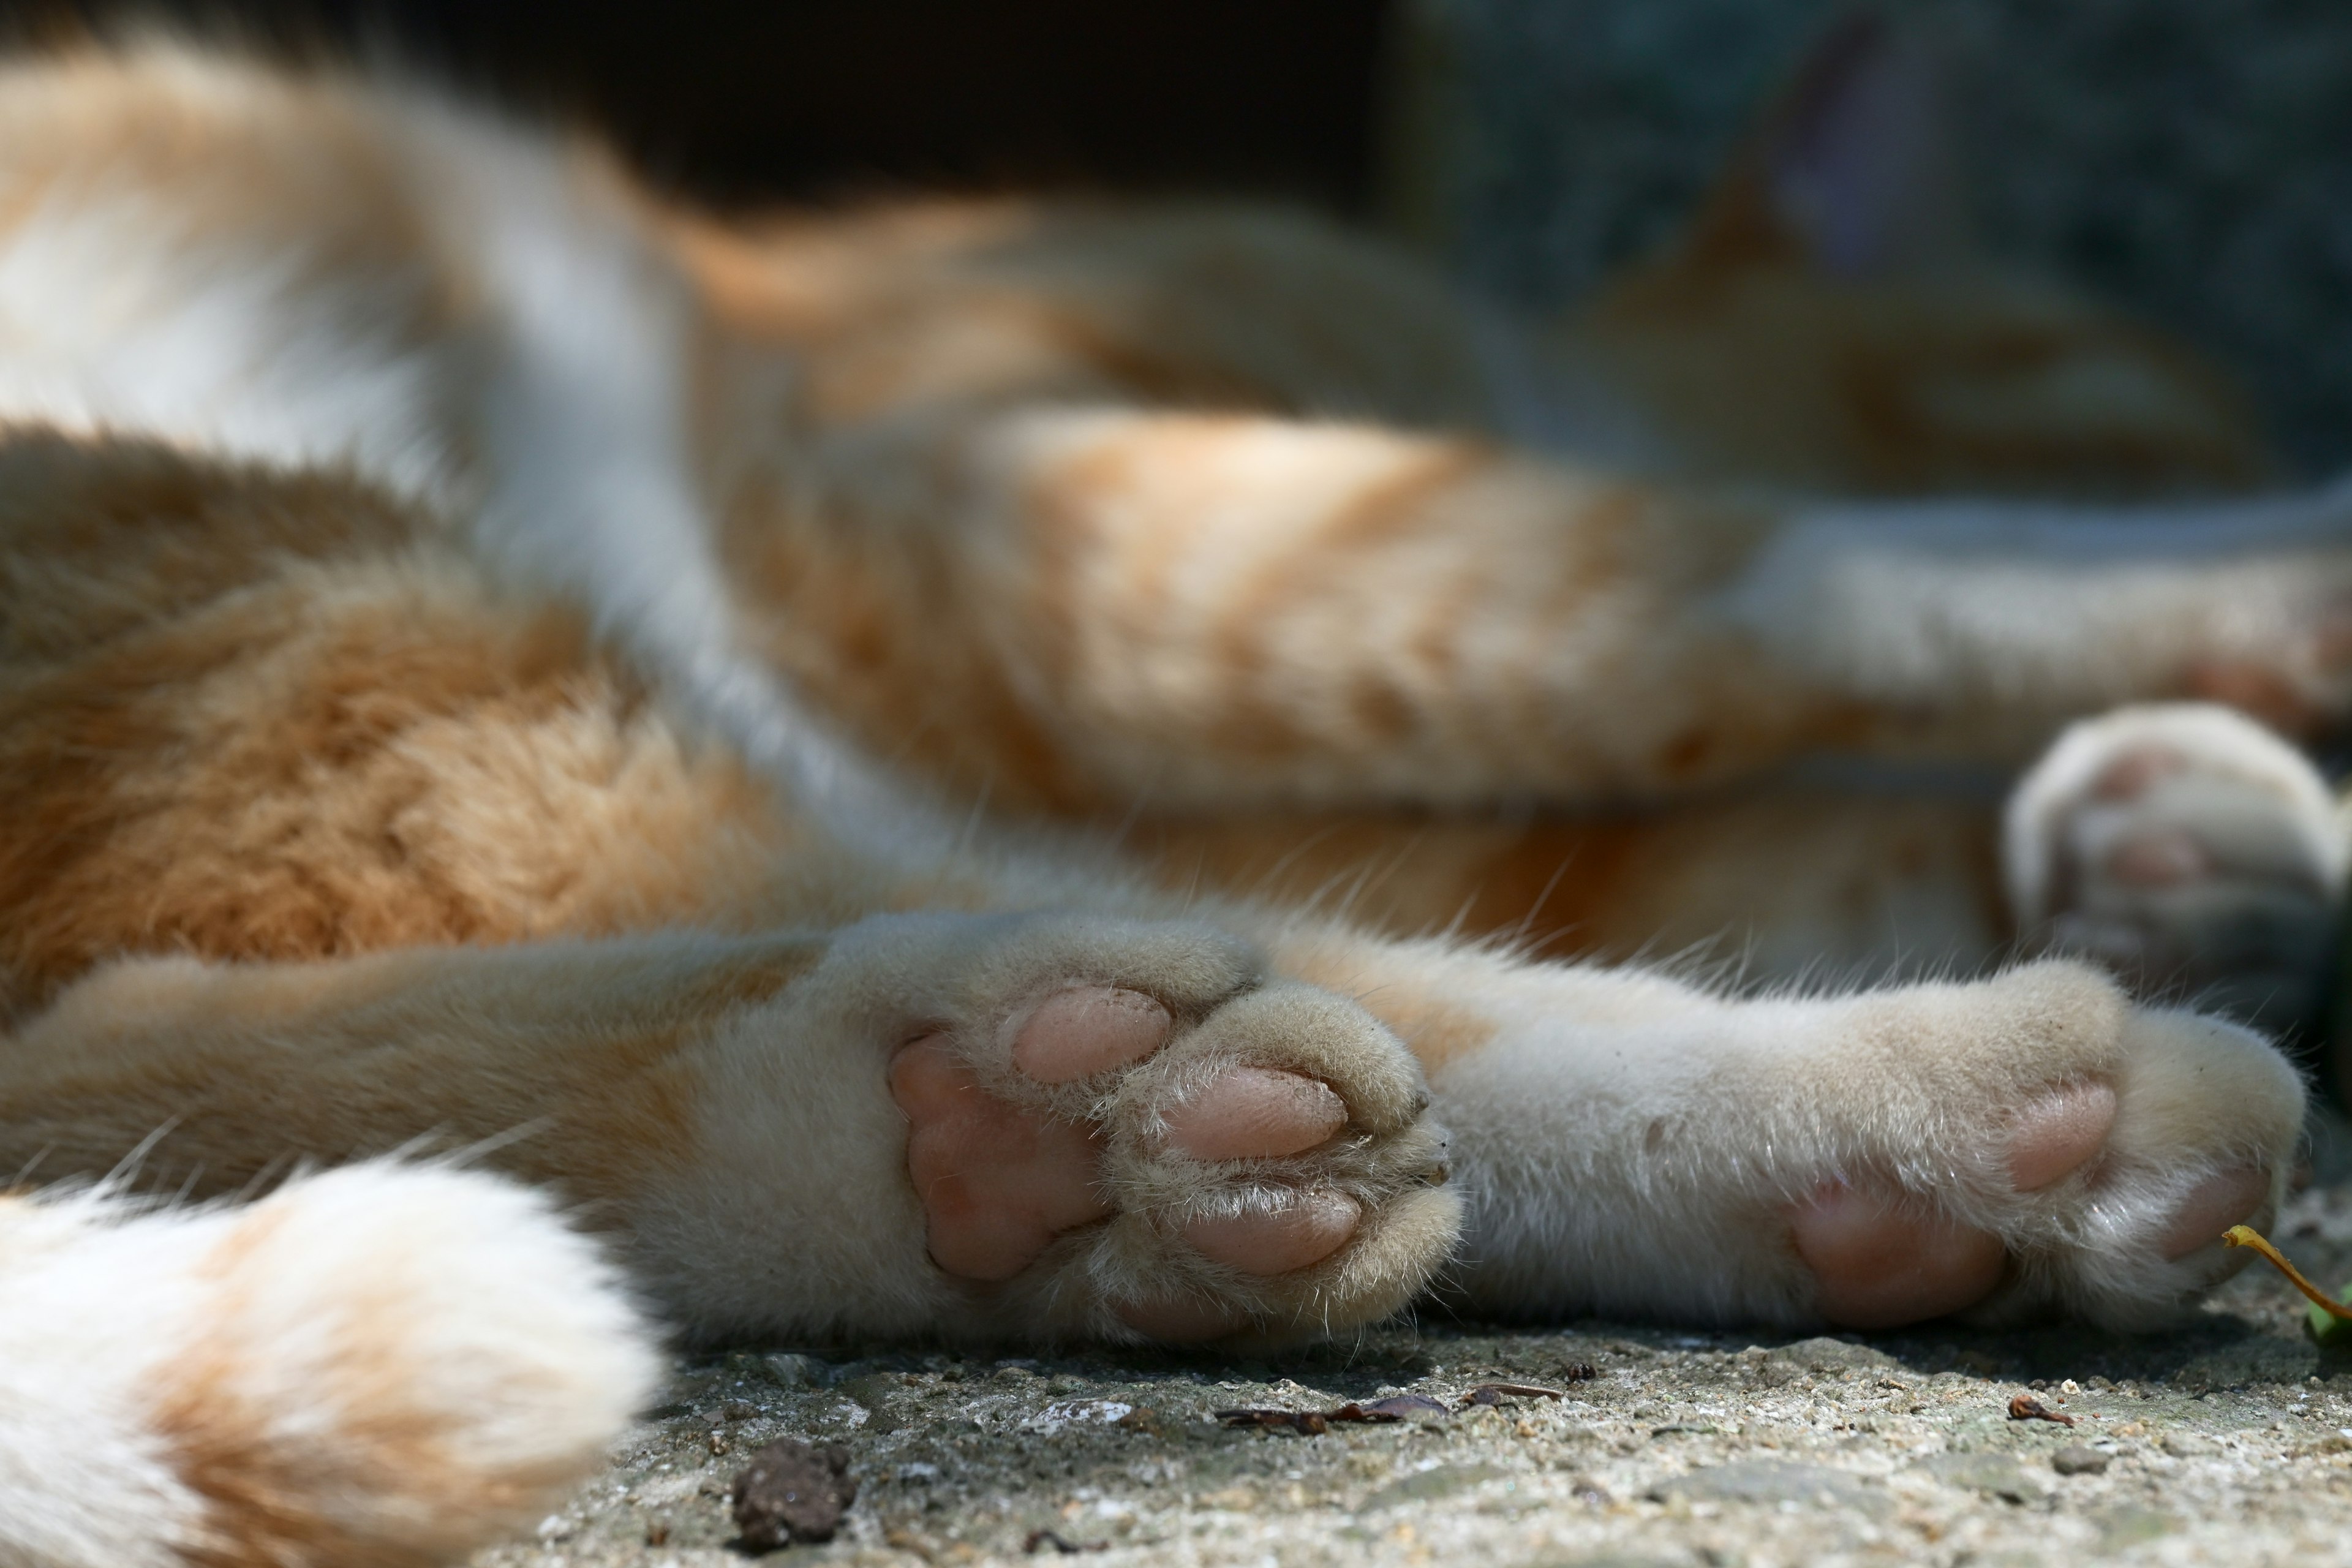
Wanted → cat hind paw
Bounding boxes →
[2006,701,2346,1034]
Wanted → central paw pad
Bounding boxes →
[886,927,1458,1344]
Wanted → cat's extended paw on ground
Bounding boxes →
[1781,962,2303,1332]
[881,916,1460,1345]
[2006,701,2347,1033]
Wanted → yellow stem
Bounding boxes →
[2222,1224,2352,1319]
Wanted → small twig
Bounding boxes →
[1460,1382,1572,1408]
[2224,1224,2352,1318]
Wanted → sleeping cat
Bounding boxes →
[3,30,2345,1568]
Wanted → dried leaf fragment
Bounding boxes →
[1461,1382,1571,1408]
[1214,1407,1331,1433]
[1215,1393,1450,1433]
[2008,1393,2075,1427]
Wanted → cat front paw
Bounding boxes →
[118,1162,660,1564]
[1782,962,2304,1332]
[881,914,1460,1345]
[2006,702,2346,1034]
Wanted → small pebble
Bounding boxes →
[732,1439,857,1551]
[2052,1445,2109,1476]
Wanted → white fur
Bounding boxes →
[0,1191,208,1568]
[0,192,451,501]
[2005,703,2350,927]
[0,1161,660,1568]
[1727,479,2352,710]
[1429,951,2303,1330]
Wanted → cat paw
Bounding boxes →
[1783,962,2304,1331]
[2005,703,2346,1033]
[107,1162,660,1564]
[883,916,1460,1344]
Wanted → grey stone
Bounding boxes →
[1768,1337,1899,1375]
[2098,1506,2179,1551]
[2052,1445,2111,1476]
[1918,1452,2050,1502]
[1364,1463,1510,1510]
[1647,1461,1888,1515]
[747,1352,826,1390]
[2162,1431,2216,1457]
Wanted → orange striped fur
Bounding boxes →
[0,32,2341,1567]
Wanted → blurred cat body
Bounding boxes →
[1,33,2342,1567]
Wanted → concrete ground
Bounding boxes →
[479,1125,2352,1568]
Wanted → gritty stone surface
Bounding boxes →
[473,1141,2352,1568]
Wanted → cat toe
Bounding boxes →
[1782,1080,2123,1330]
[1092,979,1460,1344]
[2006,1080,2117,1191]
[1182,1189,1362,1274]
[2006,703,2346,1035]
[1161,1068,1348,1159]
[1011,986,1171,1082]
[892,1035,1110,1281]
[2155,1164,2272,1264]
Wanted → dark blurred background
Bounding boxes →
[0,1,1394,208]
[6,0,2351,470]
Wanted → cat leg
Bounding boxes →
[0,1161,658,1568]
[729,406,2352,816]
[1133,790,2009,985]
[2004,703,2348,1034]
[1265,924,2304,1331]
[1141,702,2345,1020]
[0,923,1458,1348]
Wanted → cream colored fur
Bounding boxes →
[0,1162,660,1568]
[0,43,2345,1568]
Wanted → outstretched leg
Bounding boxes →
[722,405,2352,815]
[0,918,1460,1346]
[1262,921,2304,1332]
[1133,704,2351,1032]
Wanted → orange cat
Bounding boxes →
[1,32,2341,1567]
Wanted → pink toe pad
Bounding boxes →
[1184,1192,1360,1275]
[2008,1082,2117,1193]
[1012,987,1172,1083]
[1164,1069,1348,1161]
